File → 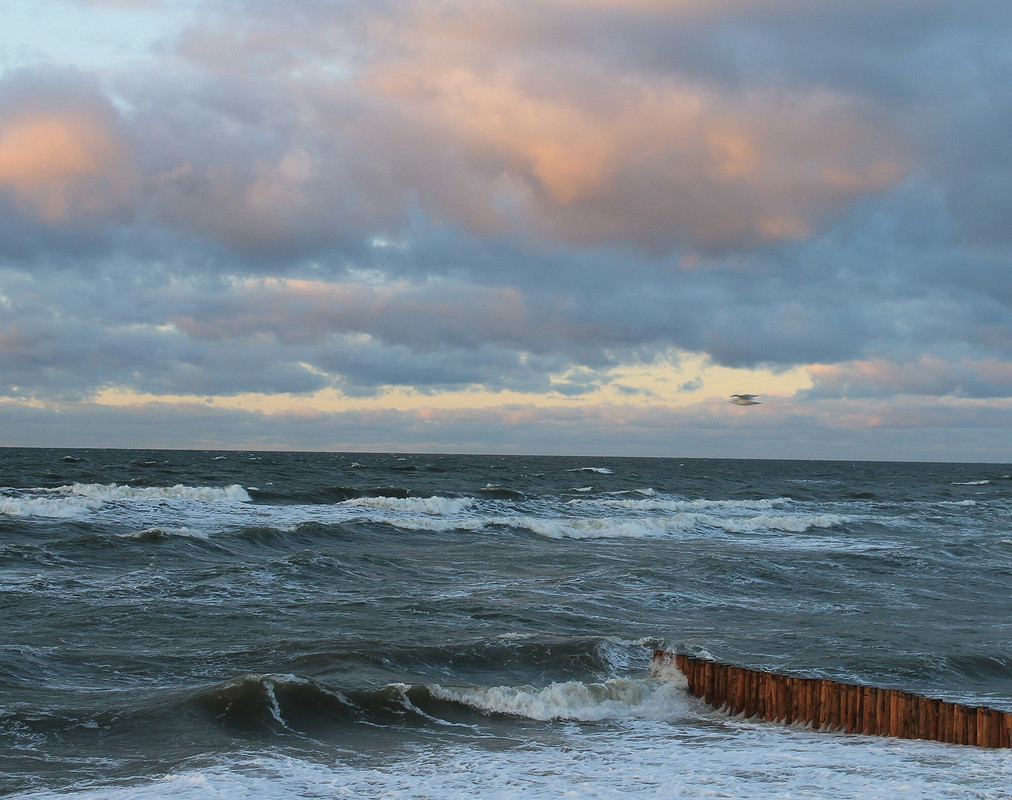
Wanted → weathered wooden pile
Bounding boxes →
[652,650,1012,748]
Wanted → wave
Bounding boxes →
[193,673,356,732]
[716,513,847,534]
[185,638,661,736]
[478,484,525,500]
[116,527,209,541]
[342,496,476,515]
[429,677,688,722]
[246,485,363,504]
[193,671,689,736]
[567,467,614,475]
[0,494,102,518]
[951,480,990,486]
[577,496,791,512]
[67,483,252,503]
[511,513,845,539]
[350,507,848,539]
[1,483,251,519]
[246,485,424,505]
[192,673,484,734]
[509,515,694,539]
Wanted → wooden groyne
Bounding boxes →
[652,650,1012,748]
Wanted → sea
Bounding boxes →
[1,448,1010,799]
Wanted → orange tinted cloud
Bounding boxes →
[359,3,908,248]
[0,111,129,221]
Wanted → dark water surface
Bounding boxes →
[2,449,1010,798]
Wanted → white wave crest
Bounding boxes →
[343,496,476,515]
[429,678,688,722]
[67,483,252,503]
[716,514,846,533]
[0,494,102,518]
[584,497,789,512]
[373,508,846,539]
[512,515,697,539]
[951,480,990,486]
[567,467,614,474]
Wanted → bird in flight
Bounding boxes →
[729,394,761,406]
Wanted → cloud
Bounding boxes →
[5,1,1005,260]
[0,67,135,223]
[806,358,1012,400]
[0,0,1011,458]
[3,0,907,258]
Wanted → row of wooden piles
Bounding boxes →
[652,650,1012,748]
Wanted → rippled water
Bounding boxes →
[2,449,1010,798]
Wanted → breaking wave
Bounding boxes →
[0,494,102,518]
[191,671,689,735]
[1,483,251,519]
[429,678,688,722]
[67,483,252,503]
[342,496,476,515]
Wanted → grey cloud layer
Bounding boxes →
[1,0,1011,408]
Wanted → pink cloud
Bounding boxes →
[0,110,133,221]
[808,357,1012,399]
[146,0,910,253]
[344,1,908,248]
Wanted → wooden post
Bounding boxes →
[860,686,875,735]
[715,661,728,711]
[744,666,759,719]
[890,687,906,740]
[939,701,954,744]
[823,678,841,731]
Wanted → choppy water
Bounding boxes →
[2,449,1011,798]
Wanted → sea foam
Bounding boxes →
[343,496,476,515]
[428,678,689,722]
[18,733,1011,800]
[0,494,101,518]
[67,483,252,503]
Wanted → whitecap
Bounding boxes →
[343,496,476,515]
[0,494,101,518]
[67,483,252,503]
[510,515,697,540]
[429,678,689,722]
[716,513,847,534]
[585,496,790,513]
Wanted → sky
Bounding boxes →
[0,0,1010,461]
